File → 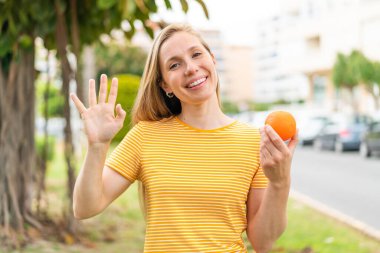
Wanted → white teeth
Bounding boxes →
[188,77,206,88]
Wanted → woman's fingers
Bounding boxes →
[107,78,118,106]
[260,127,277,156]
[70,93,87,115]
[98,74,108,103]
[89,79,97,107]
[90,74,118,106]
[260,145,270,163]
[260,126,289,162]
[265,125,287,152]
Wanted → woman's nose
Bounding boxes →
[184,61,198,76]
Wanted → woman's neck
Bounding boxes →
[178,96,234,130]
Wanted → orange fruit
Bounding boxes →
[265,111,296,141]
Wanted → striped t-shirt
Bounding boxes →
[106,116,268,252]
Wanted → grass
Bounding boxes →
[4,141,380,253]
[269,199,380,253]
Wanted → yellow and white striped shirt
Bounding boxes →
[106,116,268,252]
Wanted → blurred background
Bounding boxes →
[1,0,380,252]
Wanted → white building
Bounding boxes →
[223,45,255,108]
[254,11,309,104]
[254,0,380,113]
[200,31,257,108]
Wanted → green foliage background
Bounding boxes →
[35,135,56,162]
[111,74,140,143]
[95,42,147,79]
[222,101,240,114]
[36,81,64,118]
[333,50,380,92]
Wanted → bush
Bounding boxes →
[222,101,240,114]
[111,74,140,143]
[248,102,272,112]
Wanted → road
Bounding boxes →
[291,146,380,232]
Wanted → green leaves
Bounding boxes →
[0,35,12,57]
[94,41,147,77]
[1,0,210,71]
[123,19,136,40]
[333,50,380,96]
[143,22,154,38]
[145,0,158,13]
[180,0,189,13]
[0,0,56,56]
[373,62,380,85]
[333,53,349,88]
[333,51,364,89]
[178,0,209,18]
[18,34,33,49]
[97,0,118,10]
[163,0,172,9]
[135,0,148,13]
[194,0,209,19]
[121,0,136,19]
[1,0,210,52]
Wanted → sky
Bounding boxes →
[153,0,279,46]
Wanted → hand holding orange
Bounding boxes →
[265,111,296,141]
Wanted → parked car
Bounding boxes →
[298,115,329,146]
[360,121,380,157]
[313,114,371,152]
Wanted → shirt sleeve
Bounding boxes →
[250,128,269,189]
[250,165,268,188]
[105,122,143,183]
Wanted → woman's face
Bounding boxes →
[159,31,217,106]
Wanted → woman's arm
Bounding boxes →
[73,144,132,219]
[70,74,129,219]
[246,125,298,253]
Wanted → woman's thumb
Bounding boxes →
[116,104,126,121]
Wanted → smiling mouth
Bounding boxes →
[186,77,207,88]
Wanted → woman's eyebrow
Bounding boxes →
[164,46,201,65]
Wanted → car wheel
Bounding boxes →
[335,141,344,153]
[360,142,371,158]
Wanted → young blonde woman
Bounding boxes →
[70,24,298,253]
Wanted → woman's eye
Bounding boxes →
[193,52,202,57]
[169,63,179,70]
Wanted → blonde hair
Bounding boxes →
[131,23,222,220]
[131,23,221,125]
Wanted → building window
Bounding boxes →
[314,76,326,105]
[307,35,321,50]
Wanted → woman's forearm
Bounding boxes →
[247,181,290,253]
[73,143,110,219]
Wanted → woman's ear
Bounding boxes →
[160,80,172,94]
[211,52,216,65]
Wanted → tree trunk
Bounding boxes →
[347,86,359,114]
[362,83,379,111]
[55,0,77,236]
[36,51,51,217]
[0,48,41,248]
[70,0,85,105]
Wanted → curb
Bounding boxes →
[290,190,380,241]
